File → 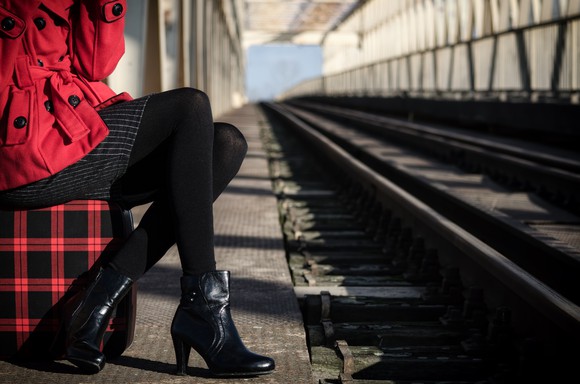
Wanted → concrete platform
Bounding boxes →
[0,104,314,384]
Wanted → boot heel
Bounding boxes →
[49,321,66,358]
[172,335,191,376]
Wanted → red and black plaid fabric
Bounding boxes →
[0,200,136,359]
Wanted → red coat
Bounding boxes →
[0,0,132,191]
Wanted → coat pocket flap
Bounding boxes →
[0,6,25,39]
[3,88,31,146]
[102,1,126,23]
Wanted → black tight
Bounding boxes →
[108,88,247,280]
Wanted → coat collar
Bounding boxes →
[7,1,42,15]
[41,0,75,21]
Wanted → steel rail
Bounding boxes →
[264,101,580,340]
[289,101,580,175]
[278,103,580,295]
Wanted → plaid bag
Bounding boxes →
[0,200,137,359]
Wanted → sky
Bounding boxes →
[245,44,323,101]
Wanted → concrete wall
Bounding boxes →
[107,0,246,117]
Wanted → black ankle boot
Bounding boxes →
[171,271,275,376]
[61,267,133,373]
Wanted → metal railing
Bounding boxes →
[281,0,580,103]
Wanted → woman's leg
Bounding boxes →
[108,88,250,280]
[60,89,235,362]
[62,88,273,375]
[109,120,248,280]
[120,89,272,375]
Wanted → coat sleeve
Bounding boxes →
[72,0,127,81]
[0,1,39,90]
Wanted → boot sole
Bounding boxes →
[212,369,275,377]
[67,357,104,374]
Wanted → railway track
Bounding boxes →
[259,101,580,383]
[287,100,580,216]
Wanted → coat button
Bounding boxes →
[14,116,27,129]
[44,100,53,112]
[112,3,123,16]
[38,59,44,67]
[1,17,15,31]
[34,17,46,30]
[68,95,81,107]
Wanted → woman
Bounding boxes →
[0,0,275,377]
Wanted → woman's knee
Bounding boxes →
[182,87,211,107]
[214,122,248,159]
[162,87,212,117]
[143,87,213,130]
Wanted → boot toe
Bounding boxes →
[253,356,275,374]
[67,356,105,374]
[66,344,106,374]
[237,355,276,375]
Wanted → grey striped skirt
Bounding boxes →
[0,95,150,209]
